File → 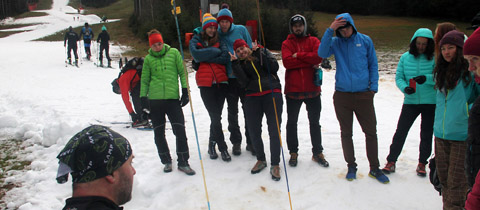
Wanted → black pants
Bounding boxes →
[149,99,189,166]
[226,78,251,146]
[200,84,228,152]
[245,92,283,165]
[67,45,78,61]
[286,95,323,155]
[387,104,435,164]
[99,44,110,61]
[130,84,146,121]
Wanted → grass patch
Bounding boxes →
[0,24,35,30]
[0,30,27,38]
[35,0,53,10]
[15,11,48,19]
[0,139,31,208]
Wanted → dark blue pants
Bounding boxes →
[245,92,283,165]
[286,95,323,155]
[387,104,435,164]
[200,84,228,152]
[99,44,110,61]
[149,99,189,166]
[226,78,252,146]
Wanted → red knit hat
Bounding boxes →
[464,28,480,57]
[233,39,248,51]
[149,33,163,47]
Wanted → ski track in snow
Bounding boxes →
[0,0,442,209]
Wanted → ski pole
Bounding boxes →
[64,44,68,67]
[256,0,293,209]
[172,1,210,209]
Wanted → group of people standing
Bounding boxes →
[63,22,112,67]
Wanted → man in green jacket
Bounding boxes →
[140,29,194,175]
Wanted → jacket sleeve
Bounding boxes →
[206,41,229,65]
[189,37,222,62]
[395,54,408,93]
[263,49,279,74]
[97,33,100,42]
[366,36,379,92]
[64,33,67,45]
[119,71,135,113]
[175,50,188,88]
[296,37,323,65]
[242,26,253,48]
[140,57,151,97]
[232,60,248,88]
[466,97,480,187]
[318,28,335,58]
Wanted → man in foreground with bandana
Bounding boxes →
[56,125,136,209]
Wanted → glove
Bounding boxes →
[413,75,426,84]
[180,88,189,107]
[129,112,139,122]
[404,87,415,95]
[140,97,150,114]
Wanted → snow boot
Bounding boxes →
[416,163,426,177]
[232,143,241,156]
[251,161,267,174]
[312,153,329,167]
[68,58,72,65]
[107,59,112,68]
[289,153,298,167]
[163,163,172,173]
[178,164,195,176]
[75,59,78,67]
[208,141,218,159]
[346,167,357,181]
[369,168,390,184]
[221,151,231,162]
[382,161,396,174]
[270,165,281,181]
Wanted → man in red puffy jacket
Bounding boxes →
[281,14,329,168]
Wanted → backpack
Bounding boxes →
[429,156,442,195]
[111,57,144,94]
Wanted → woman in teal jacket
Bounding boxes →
[433,30,479,210]
[382,28,436,177]
[140,29,194,176]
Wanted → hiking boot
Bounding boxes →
[99,60,103,67]
[74,60,78,66]
[232,143,241,156]
[270,165,281,181]
[369,168,390,184]
[107,60,112,68]
[178,165,196,176]
[132,120,149,128]
[251,161,267,174]
[416,163,427,177]
[382,161,396,174]
[163,163,172,173]
[312,153,329,167]
[246,144,256,156]
[68,58,72,64]
[289,153,298,167]
[221,151,231,162]
[208,141,218,159]
[346,167,357,181]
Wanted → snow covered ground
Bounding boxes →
[0,0,443,209]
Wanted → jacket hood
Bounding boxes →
[410,28,433,43]
[335,13,357,38]
[289,14,307,36]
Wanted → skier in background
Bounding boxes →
[64,26,79,66]
[80,22,94,60]
[97,25,111,67]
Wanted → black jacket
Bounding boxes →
[97,30,110,46]
[232,48,281,95]
[467,95,480,187]
[62,196,123,210]
[64,30,79,47]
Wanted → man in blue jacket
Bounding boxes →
[318,13,389,184]
[217,8,253,157]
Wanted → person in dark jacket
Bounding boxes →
[230,38,283,181]
[382,28,436,177]
[465,27,480,210]
[189,13,231,161]
[80,22,94,60]
[97,25,111,67]
[64,26,79,66]
[281,14,328,168]
[56,125,135,210]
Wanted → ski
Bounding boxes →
[95,119,130,124]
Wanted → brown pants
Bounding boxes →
[435,137,468,210]
[333,91,379,169]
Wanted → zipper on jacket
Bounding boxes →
[442,90,449,139]
[208,63,219,87]
[250,61,263,92]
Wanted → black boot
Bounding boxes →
[221,151,231,162]
[208,141,218,159]
[107,59,111,68]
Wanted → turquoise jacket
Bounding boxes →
[218,23,252,78]
[317,13,378,92]
[140,44,187,100]
[434,77,480,141]
[396,28,436,104]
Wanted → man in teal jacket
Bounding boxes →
[318,13,388,183]
[382,28,436,177]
